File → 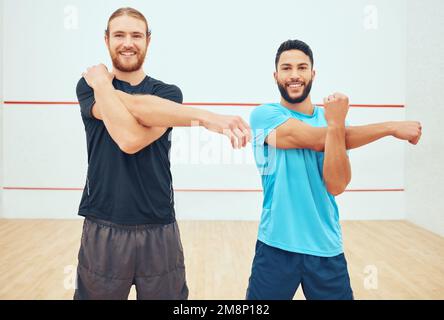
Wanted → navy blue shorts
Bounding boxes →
[246,240,354,300]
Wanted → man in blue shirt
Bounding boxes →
[247,39,422,300]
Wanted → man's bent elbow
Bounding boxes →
[325,181,348,196]
[328,187,346,196]
[119,143,140,155]
[118,136,145,155]
[314,141,325,152]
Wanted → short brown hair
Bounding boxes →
[105,7,151,36]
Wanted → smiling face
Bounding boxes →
[105,15,150,73]
[274,49,315,104]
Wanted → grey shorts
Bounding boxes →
[74,217,188,300]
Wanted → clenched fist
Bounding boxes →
[82,64,114,89]
[391,121,422,145]
[323,93,349,127]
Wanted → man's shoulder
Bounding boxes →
[76,77,93,96]
[250,103,290,130]
[253,103,282,111]
[251,103,287,119]
[147,76,183,103]
[148,76,181,94]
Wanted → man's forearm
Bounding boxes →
[94,84,145,139]
[116,91,211,127]
[93,83,160,153]
[323,125,351,195]
[294,122,395,151]
[345,122,394,149]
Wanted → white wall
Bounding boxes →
[2,0,409,220]
[0,0,4,218]
[405,0,444,236]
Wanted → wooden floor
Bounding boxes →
[0,219,443,300]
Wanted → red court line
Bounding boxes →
[320,104,405,108]
[174,188,405,192]
[4,101,79,105]
[175,188,262,192]
[3,187,404,192]
[3,101,405,108]
[3,187,83,191]
[183,103,261,107]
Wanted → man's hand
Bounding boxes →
[324,93,349,127]
[201,113,251,149]
[82,64,114,89]
[390,121,422,145]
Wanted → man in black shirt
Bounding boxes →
[74,7,250,300]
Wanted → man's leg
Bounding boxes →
[134,221,188,300]
[301,253,354,300]
[246,240,302,300]
[73,218,135,300]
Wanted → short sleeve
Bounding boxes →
[154,84,183,104]
[76,77,96,120]
[249,104,291,146]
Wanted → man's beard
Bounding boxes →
[277,79,313,104]
[110,49,146,72]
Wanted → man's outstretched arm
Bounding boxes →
[82,64,251,150]
[266,116,422,151]
[115,90,251,149]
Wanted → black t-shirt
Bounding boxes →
[76,76,182,225]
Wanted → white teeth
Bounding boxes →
[289,83,303,88]
[120,52,136,56]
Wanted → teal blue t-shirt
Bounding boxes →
[250,103,344,257]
